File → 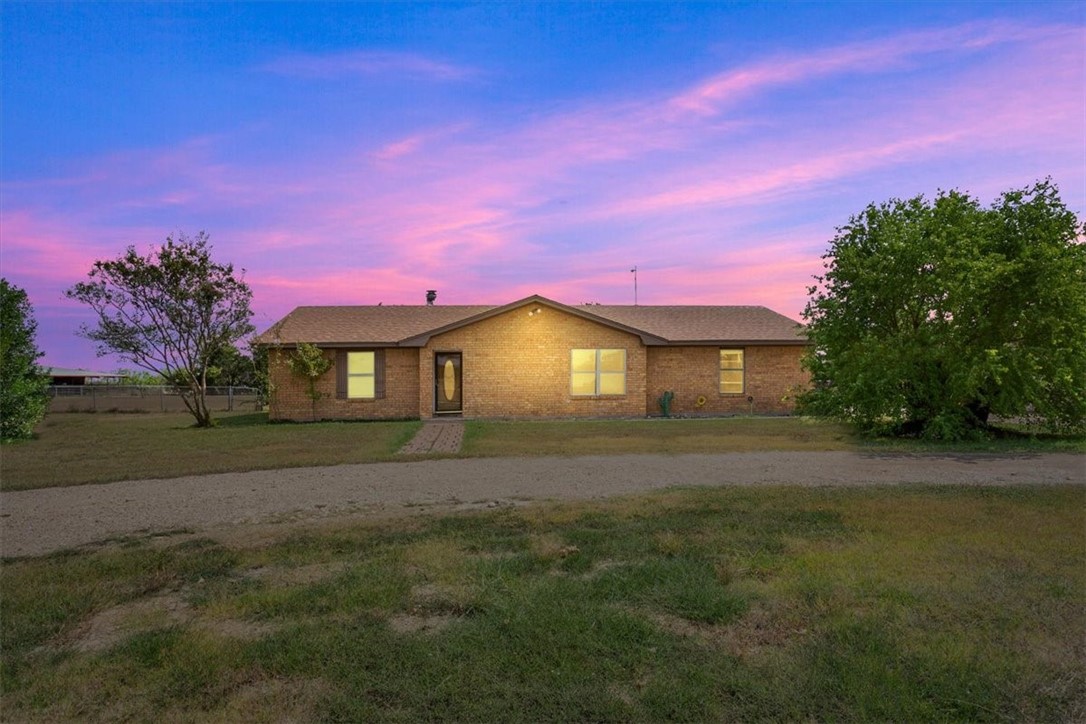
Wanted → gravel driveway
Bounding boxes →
[2,452,1083,557]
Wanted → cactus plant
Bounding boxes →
[658,390,675,417]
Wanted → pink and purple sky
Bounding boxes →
[2,2,1084,370]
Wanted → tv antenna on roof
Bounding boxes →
[630,266,638,305]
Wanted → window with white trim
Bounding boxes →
[719,349,744,394]
[571,348,626,396]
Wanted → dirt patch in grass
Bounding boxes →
[66,590,277,654]
[199,618,279,641]
[242,561,347,587]
[388,613,459,635]
[407,582,475,615]
[188,677,331,724]
[409,582,448,603]
[643,605,806,659]
[71,592,190,653]
[388,583,469,635]
[529,532,580,560]
[556,558,627,579]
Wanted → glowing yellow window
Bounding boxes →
[571,348,626,396]
[347,351,376,399]
[719,349,744,394]
[571,349,596,395]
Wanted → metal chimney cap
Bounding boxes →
[426,290,437,305]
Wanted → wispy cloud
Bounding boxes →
[258,50,477,81]
[604,133,963,217]
[371,124,471,162]
[4,18,1082,367]
[0,211,119,287]
[372,135,426,162]
[667,21,1073,116]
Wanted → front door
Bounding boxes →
[434,352,462,414]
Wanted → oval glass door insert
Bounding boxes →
[443,359,457,401]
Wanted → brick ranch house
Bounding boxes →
[255,294,809,421]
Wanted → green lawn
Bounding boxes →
[3,412,1082,491]
[463,417,1086,457]
[2,485,1082,721]
[0,412,420,491]
[462,416,858,455]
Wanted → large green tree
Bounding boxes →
[66,232,254,427]
[801,180,1086,439]
[204,342,264,389]
[0,279,50,441]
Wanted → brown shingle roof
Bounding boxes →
[579,305,806,344]
[256,305,496,346]
[255,295,806,347]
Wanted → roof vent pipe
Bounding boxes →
[426,290,437,305]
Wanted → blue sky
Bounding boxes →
[2,2,1083,369]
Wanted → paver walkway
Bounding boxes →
[398,420,464,454]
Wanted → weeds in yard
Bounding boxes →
[2,485,1083,721]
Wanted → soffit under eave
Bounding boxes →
[256,341,404,349]
[398,332,666,347]
[255,337,807,349]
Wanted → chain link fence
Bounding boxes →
[47,386,262,413]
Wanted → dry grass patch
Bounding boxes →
[529,532,580,561]
[641,605,803,657]
[196,677,331,724]
[198,618,279,642]
[401,537,467,578]
[653,530,687,556]
[242,561,347,587]
[69,592,190,653]
[62,589,279,658]
[388,613,459,635]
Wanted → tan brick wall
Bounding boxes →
[268,347,420,421]
[419,304,647,418]
[645,345,809,416]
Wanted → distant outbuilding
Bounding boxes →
[45,367,127,386]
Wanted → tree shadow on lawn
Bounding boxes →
[211,413,269,428]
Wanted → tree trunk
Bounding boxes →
[966,400,991,428]
[308,378,319,422]
[181,382,214,427]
